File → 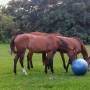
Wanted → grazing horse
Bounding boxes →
[10,33,76,75]
[56,36,90,72]
[27,32,90,72]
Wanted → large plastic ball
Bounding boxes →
[71,58,88,75]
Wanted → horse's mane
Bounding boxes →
[73,37,85,49]
[73,37,85,48]
[55,36,69,47]
[14,29,24,36]
[60,39,69,46]
[73,37,82,42]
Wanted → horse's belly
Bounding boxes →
[28,45,49,53]
[30,48,48,53]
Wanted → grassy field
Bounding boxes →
[0,44,90,90]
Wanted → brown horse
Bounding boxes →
[56,36,90,72]
[13,30,65,71]
[10,33,76,75]
[27,32,90,72]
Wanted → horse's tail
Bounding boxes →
[42,53,46,65]
[10,37,17,55]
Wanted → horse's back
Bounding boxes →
[30,32,47,36]
[56,36,82,52]
[14,34,30,49]
[27,34,58,53]
[13,33,60,53]
[30,32,62,37]
[66,37,82,52]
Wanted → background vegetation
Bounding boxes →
[0,44,90,90]
[0,0,90,44]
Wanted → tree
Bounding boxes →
[1,0,90,44]
[0,14,19,43]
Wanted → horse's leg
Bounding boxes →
[42,53,46,66]
[14,54,19,74]
[43,53,50,69]
[27,51,33,70]
[27,52,30,69]
[60,52,67,70]
[45,57,48,74]
[46,51,56,74]
[44,57,53,74]
[66,57,76,72]
[29,52,33,68]
[66,58,71,72]
[19,52,28,75]
[66,50,76,72]
[49,58,54,73]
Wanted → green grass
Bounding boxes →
[0,44,90,90]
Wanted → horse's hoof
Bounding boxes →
[66,71,68,73]
[64,67,67,69]
[14,71,17,75]
[14,73,17,75]
[24,73,28,75]
[31,66,33,68]
[45,71,48,74]
[27,67,30,70]
[51,70,54,74]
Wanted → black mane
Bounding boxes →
[14,29,24,36]
[60,39,69,46]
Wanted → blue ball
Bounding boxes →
[71,58,88,75]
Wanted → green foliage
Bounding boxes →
[0,14,19,43]
[35,0,90,44]
[0,0,90,44]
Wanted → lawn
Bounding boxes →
[0,44,90,90]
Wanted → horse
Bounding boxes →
[10,33,76,75]
[56,36,90,72]
[13,30,65,70]
[27,32,90,72]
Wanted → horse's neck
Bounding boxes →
[75,37,89,60]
